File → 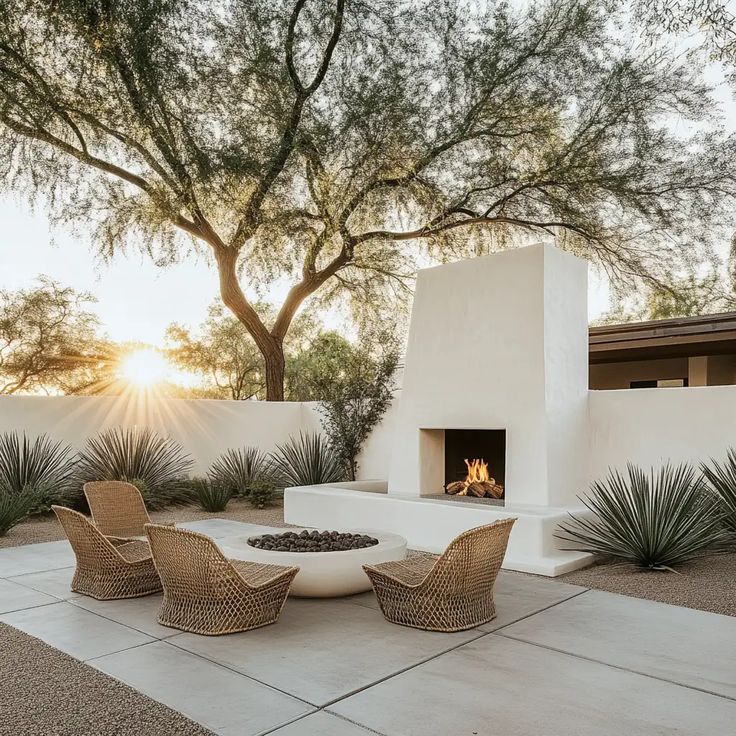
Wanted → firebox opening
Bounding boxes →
[444,429,506,501]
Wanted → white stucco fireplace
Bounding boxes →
[285,244,595,575]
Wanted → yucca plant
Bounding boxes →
[557,463,730,570]
[190,477,232,512]
[209,446,269,496]
[0,483,40,535]
[701,450,736,536]
[76,427,193,510]
[269,432,347,487]
[0,431,77,511]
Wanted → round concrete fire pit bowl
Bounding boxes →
[219,529,407,598]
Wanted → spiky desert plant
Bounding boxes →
[557,463,729,569]
[701,450,736,536]
[0,483,40,535]
[0,431,77,510]
[76,427,193,510]
[209,446,269,496]
[269,432,346,487]
[190,477,232,513]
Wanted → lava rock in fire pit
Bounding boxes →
[247,530,379,552]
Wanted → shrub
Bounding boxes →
[314,336,399,480]
[76,427,193,510]
[701,450,736,535]
[557,463,730,569]
[209,446,269,496]
[269,432,346,487]
[0,483,39,536]
[248,478,276,509]
[0,431,77,511]
[190,477,232,512]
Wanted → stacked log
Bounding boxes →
[446,479,504,498]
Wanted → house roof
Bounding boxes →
[589,312,736,363]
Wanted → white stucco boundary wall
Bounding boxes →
[0,394,323,475]
[589,386,736,477]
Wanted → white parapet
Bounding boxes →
[284,484,593,577]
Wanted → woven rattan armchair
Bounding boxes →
[83,480,162,539]
[145,524,299,635]
[363,518,516,632]
[52,505,162,600]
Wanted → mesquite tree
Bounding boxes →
[2,0,735,399]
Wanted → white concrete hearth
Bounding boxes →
[286,244,594,576]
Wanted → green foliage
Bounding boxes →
[3,1,736,399]
[314,335,399,480]
[557,464,730,569]
[190,477,232,513]
[248,479,276,509]
[76,427,193,510]
[0,431,77,511]
[269,433,346,487]
[285,332,356,402]
[0,278,110,396]
[0,483,40,536]
[209,446,270,496]
[701,450,736,535]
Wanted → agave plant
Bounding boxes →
[76,427,193,510]
[190,477,232,513]
[0,483,40,535]
[209,446,269,496]
[557,463,729,569]
[0,431,77,511]
[269,432,347,487]
[701,450,736,536]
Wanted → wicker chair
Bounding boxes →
[52,505,162,600]
[363,518,516,632]
[83,480,161,539]
[145,524,299,635]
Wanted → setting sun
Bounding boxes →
[118,348,169,388]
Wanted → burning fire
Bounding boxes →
[446,457,504,499]
[464,458,490,484]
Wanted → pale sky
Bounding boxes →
[0,24,733,346]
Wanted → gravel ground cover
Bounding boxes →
[0,499,289,549]
[0,622,215,736]
[560,553,736,617]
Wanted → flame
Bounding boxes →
[464,458,491,484]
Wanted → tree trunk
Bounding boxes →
[263,345,286,402]
[214,245,288,401]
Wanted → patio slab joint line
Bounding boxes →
[258,708,390,736]
[161,638,318,708]
[486,586,591,633]
[66,598,181,641]
[494,631,736,703]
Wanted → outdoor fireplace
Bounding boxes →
[444,429,505,500]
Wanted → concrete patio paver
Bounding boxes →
[267,710,380,735]
[69,593,176,639]
[6,566,78,599]
[329,633,736,736]
[180,519,284,540]
[91,640,314,736]
[0,601,154,661]
[480,571,587,630]
[0,539,74,576]
[168,597,484,706]
[0,577,58,614]
[499,588,736,699]
[3,528,736,736]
